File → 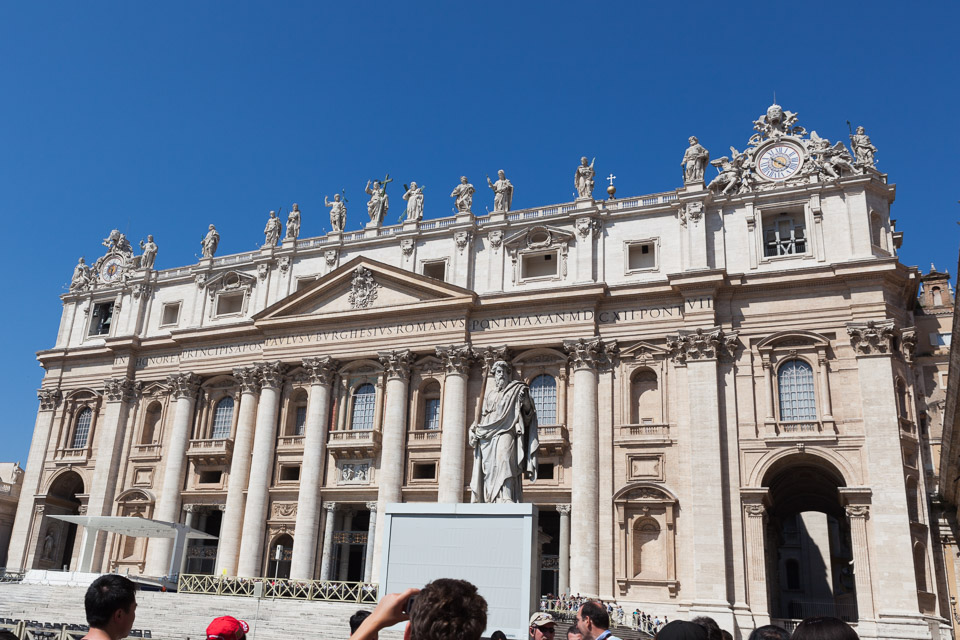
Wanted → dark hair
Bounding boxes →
[350,611,372,634]
[409,578,487,640]
[790,617,859,640]
[691,617,723,640]
[85,575,137,628]
[721,632,732,640]
[0,631,20,640]
[655,621,707,640]
[747,625,791,640]
[566,624,581,638]
[579,602,609,630]
[491,632,508,640]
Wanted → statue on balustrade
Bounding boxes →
[574,156,595,199]
[403,182,425,222]
[285,204,301,240]
[201,224,220,258]
[450,176,475,213]
[325,193,347,232]
[469,360,540,504]
[264,210,282,246]
[487,170,513,212]
[681,136,710,183]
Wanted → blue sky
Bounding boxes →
[1,2,958,465]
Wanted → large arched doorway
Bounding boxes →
[37,471,85,570]
[266,533,293,579]
[762,457,857,623]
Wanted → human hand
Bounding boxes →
[351,588,420,640]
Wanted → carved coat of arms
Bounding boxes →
[348,267,379,309]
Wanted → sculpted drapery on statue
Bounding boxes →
[365,176,392,225]
[285,204,301,240]
[325,194,347,232]
[487,170,513,212]
[201,224,220,258]
[574,156,595,199]
[469,360,539,503]
[450,176,475,213]
[263,211,282,246]
[681,136,710,183]
[403,182,425,221]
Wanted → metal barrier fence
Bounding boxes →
[0,622,142,640]
[540,602,660,635]
[0,569,25,583]
[177,574,378,603]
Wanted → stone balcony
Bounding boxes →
[54,447,89,465]
[186,438,234,465]
[327,429,381,459]
[618,423,671,443]
[276,435,305,452]
[407,429,441,450]
[130,443,162,461]
[537,425,569,456]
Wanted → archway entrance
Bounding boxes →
[267,534,293,579]
[763,457,857,623]
[37,471,84,570]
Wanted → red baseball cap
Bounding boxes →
[206,616,249,640]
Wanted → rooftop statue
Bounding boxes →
[809,132,857,179]
[201,224,220,258]
[365,175,392,226]
[325,193,347,232]
[263,210,281,246]
[70,257,91,291]
[849,125,877,168]
[450,176,475,213]
[681,136,710,184]
[402,182,425,222]
[102,229,134,258]
[469,360,539,504]
[574,156,596,199]
[139,235,158,269]
[708,147,752,196]
[751,103,806,142]
[486,170,514,212]
[285,204,301,240]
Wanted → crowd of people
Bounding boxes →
[540,594,667,634]
[68,574,862,640]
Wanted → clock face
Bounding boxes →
[757,144,803,181]
[100,256,125,283]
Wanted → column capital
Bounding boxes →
[167,372,201,400]
[900,327,917,363]
[378,350,414,380]
[846,319,897,357]
[324,502,339,513]
[473,345,511,376]
[233,366,261,394]
[744,504,766,517]
[103,377,137,403]
[564,337,617,370]
[366,501,379,512]
[302,356,339,386]
[556,504,571,515]
[666,326,739,364]
[257,361,287,390]
[37,388,62,411]
[436,344,474,376]
[845,504,870,519]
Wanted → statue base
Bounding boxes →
[381,502,538,639]
[682,180,705,192]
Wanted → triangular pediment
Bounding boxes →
[254,256,476,324]
[503,224,575,250]
[620,340,670,360]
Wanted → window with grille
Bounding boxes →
[777,360,816,421]
[211,397,235,439]
[294,405,307,436]
[351,384,376,430]
[72,408,92,448]
[530,374,557,424]
[424,398,441,430]
[763,215,806,257]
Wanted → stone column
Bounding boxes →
[761,357,775,423]
[7,389,61,570]
[290,356,337,580]
[319,502,338,581]
[145,373,201,577]
[816,348,834,421]
[843,502,876,620]
[557,504,571,597]
[337,510,354,580]
[741,491,770,623]
[84,377,137,571]
[237,361,286,577]
[436,345,473,503]
[371,350,413,581]
[564,338,603,597]
[364,501,378,583]
[215,366,260,576]
[179,505,196,576]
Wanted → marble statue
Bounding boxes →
[708,147,750,196]
[325,194,347,232]
[809,133,856,179]
[402,182,425,222]
[139,235,158,269]
[752,103,805,140]
[286,204,301,240]
[469,360,540,503]
[365,176,392,225]
[264,211,282,246]
[201,224,220,258]
[849,126,877,168]
[575,157,596,199]
[70,257,91,291]
[41,529,55,561]
[450,176,475,213]
[102,229,133,257]
[486,170,514,212]
[681,136,710,183]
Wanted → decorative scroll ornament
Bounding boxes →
[103,377,137,403]
[666,327,740,364]
[744,504,766,516]
[436,344,474,375]
[575,217,602,238]
[844,504,869,518]
[455,230,473,254]
[325,249,339,267]
[473,345,511,376]
[846,320,897,356]
[900,327,917,363]
[278,256,291,274]
[272,502,298,519]
[348,267,379,309]
[677,201,705,227]
[488,230,503,252]
[555,504,571,515]
[37,388,62,411]
[233,366,261,394]
[257,361,287,390]
[166,373,201,399]
[302,355,339,386]
[564,337,618,370]
[401,238,414,258]
[378,349,414,380]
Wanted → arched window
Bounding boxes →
[350,384,376,430]
[72,408,92,448]
[141,402,162,444]
[421,381,441,430]
[932,286,943,307]
[778,360,816,422]
[530,375,557,424]
[211,397,234,439]
[630,369,659,424]
[294,406,307,436]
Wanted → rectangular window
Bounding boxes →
[412,462,437,481]
[296,277,316,292]
[522,251,558,279]
[216,292,244,316]
[423,261,446,281]
[626,242,657,271]
[538,462,555,480]
[161,302,181,327]
[279,465,301,482]
[294,406,307,436]
[89,302,114,336]
[198,470,222,484]
[930,333,952,347]
[424,398,441,430]
[763,213,807,258]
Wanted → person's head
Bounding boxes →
[492,361,511,389]
[269,210,277,218]
[373,180,380,188]
[580,157,588,166]
[856,126,865,135]
[576,602,609,640]
[790,617,859,640]
[460,176,468,184]
[767,104,783,121]
[147,235,153,242]
[498,170,505,179]
[566,624,582,640]
[406,578,487,640]
[84,575,138,640]
[529,612,556,640]
[209,224,215,231]
[410,181,418,189]
[691,617,722,640]
[350,611,372,635]
[206,616,249,640]
[654,621,707,640]
[334,194,341,201]
[1,631,22,640]
[689,136,698,145]
[746,625,790,640]
[491,632,508,640]
[721,631,732,640]
[292,203,299,211]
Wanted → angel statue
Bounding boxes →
[708,147,750,196]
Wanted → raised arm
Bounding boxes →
[350,588,420,640]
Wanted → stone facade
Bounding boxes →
[0,462,24,568]
[7,105,953,639]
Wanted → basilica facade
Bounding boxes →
[6,104,954,639]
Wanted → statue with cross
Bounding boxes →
[365,174,393,226]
